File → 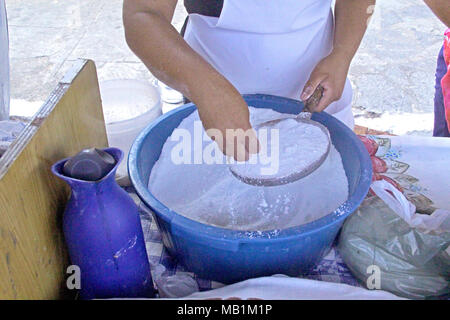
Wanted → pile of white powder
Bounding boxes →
[230,117,330,180]
[148,107,349,231]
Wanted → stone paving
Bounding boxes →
[350,0,446,135]
[5,0,447,135]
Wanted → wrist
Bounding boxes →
[328,46,354,68]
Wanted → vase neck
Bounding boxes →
[51,147,123,191]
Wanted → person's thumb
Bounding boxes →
[301,73,326,102]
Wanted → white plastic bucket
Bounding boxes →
[100,79,162,185]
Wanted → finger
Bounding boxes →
[245,128,260,155]
[222,132,247,162]
[223,134,235,159]
[304,85,324,112]
[214,138,227,157]
[311,83,335,112]
[234,136,249,162]
[301,73,327,101]
[205,128,226,156]
[228,126,259,161]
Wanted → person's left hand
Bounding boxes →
[300,52,350,112]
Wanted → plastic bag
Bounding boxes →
[149,260,199,298]
[338,180,450,299]
[0,120,25,156]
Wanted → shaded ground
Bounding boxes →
[5,0,446,135]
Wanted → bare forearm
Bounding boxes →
[123,0,255,160]
[123,0,242,108]
[424,0,450,27]
[332,0,375,64]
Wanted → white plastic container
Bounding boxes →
[100,79,162,185]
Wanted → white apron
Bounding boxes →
[183,0,354,128]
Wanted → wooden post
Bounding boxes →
[0,59,108,299]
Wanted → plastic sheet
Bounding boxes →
[338,180,450,299]
[149,261,199,298]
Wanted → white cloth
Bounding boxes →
[184,0,354,128]
[183,275,404,300]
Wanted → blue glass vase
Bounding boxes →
[52,147,154,299]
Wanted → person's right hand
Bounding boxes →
[197,94,259,162]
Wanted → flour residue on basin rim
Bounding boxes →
[148,107,349,231]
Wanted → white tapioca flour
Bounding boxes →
[148,107,348,231]
[230,117,330,180]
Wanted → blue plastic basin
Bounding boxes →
[129,94,372,283]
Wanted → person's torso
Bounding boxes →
[183,0,334,95]
[182,0,354,127]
